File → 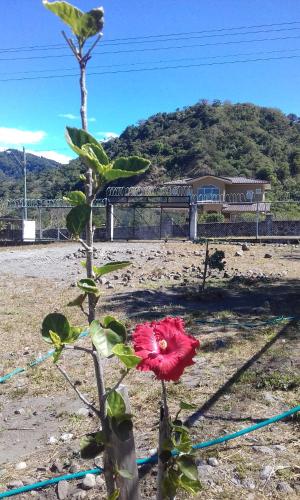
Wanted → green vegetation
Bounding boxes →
[2,100,300,200]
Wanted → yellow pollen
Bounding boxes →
[159,339,168,350]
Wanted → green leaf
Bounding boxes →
[49,330,62,348]
[117,469,133,480]
[93,261,131,277]
[66,126,98,152]
[179,401,197,411]
[112,344,141,369]
[53,346,64,363]
[63,190,86,206]
[77,278,99,295]
[177,455,199,481]
[66,205,91,237]
[67,293,87,307]
[106,390,126,418]
[162,468,180,498]
[43,1,83,36]
[104,156,150,182]
[179,475,202,494]
[102,316,127,342]
[68,326,83,343]
[42,313,70,344]
[173,428,192,454]
[90,320,123,357]
[108,490,120,500]
[76,7,104,39]
[43,2,104,41]
[80,431,105,459]
[82,142,110,167]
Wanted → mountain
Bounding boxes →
[104,100,300,195]
[1,100,300,200]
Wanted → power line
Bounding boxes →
[1,47,300,76]
[0,53,298,83]
[1,20,300,53]
[1,33,300,62]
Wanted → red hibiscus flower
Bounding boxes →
[132,317,200,382]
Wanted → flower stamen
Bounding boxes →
[158,339,168,351]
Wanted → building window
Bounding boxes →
[246,190,254,201]
[198,185,220,201]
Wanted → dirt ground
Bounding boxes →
[0,240,299,499]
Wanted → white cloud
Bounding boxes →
[27,150,73,164]
[58,113,79,120]
[0,127,46,147]
[89,117,97,123]
[97,131,119,142]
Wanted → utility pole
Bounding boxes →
[23,147,27,220]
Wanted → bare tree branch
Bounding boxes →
[62,30,80,61]
[56,364,100,417]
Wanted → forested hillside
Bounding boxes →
[1,101,300,200]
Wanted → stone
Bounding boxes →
[197,464,215,486]
[242,243,250,251]
[273,444,286,452]
[60,433,73,442]
[242,479,256,490]
[277,482,294,493]
[48,436,58,445]
[95,476,105,487]
[76,407,90,418]
[51,460,64,473]
[72,491,87,499]
[207,457,219,467]
[253,445,274,455]
[7,480,24,489]
[264,253,272,258]
[235,251,243,257]
[82,474,96,490]
[14,408,26,415]
[15,462,27,471]
[260,465,274,480]
[57,480,69,500]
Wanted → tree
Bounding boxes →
[42,2,150,497]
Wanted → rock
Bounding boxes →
[264,253,272,258]
[14,408,26,415]
[82,474,96,490]
[99,277,108,285]
[95,476,105,487]
[60,433,73,442]
[7,480,24,489]
[51,460,64,473]
[57,480,69,499]
[48,436,58,445]
[72,491,87,499]
[76,407,90,418]
[235,251,243,257]
[197,464,215,486]
[273,444,286,452]
[277,481,294,493]
[253,445,273,455]
[242,243,250,251]
[242,479,256,490]
[207,457,219,467]
[260,465,274,480]
[15,462,27,471]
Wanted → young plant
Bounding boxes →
[42,1,150,497]
[201,240,225,290]
[133,317,201,499]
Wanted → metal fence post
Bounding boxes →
[256,201,259,240]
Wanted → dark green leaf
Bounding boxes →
[90,320,123,357]
[112,344,141,369]
[42,313,70,343]
[66,127,99,154]
[102,316,127,343]
[77,278,99,295]
[106,390,126,418]
[173,428,192,454]
[179,401,197,411]
[104,156,150,182]
[117,469,133,479]
[63,190,86,206]
[80,431,105,459]
[179,475,202,494]
[111,416,133,441]
[67,293,87,307]
[66,205,91,237]
[162,468,180,498]
[82,142,109,166]
[93,261,131,277]
[177,455,199,481]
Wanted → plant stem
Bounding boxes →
[157,380,172,500]
[202,239,209,291]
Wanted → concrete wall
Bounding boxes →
[197,219,300,238]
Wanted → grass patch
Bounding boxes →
[238,370,300,391]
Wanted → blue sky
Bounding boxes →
[1,0,300,163]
